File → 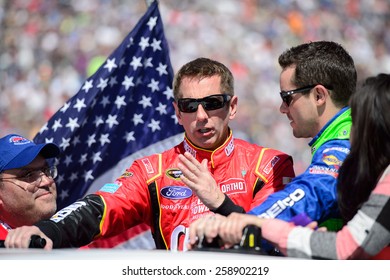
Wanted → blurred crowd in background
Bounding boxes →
[1,0,389,173]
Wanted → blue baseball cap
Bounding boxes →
[0,134,60,173]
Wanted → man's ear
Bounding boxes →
[314,85,328,106]
[172,101,183,125]
[229,96,238,120]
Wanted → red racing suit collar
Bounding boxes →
[183,129,234,169]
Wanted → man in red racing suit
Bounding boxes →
[37,131,294,250]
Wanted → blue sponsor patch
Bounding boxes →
[99,183,120,193]
[161,186,192,200]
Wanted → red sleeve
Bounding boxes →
[0,225,8,240]
[97,157,157,236]
[251,149,295,208]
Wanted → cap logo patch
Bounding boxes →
[9,136,31,145]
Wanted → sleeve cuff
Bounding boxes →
[35,220,62,248]
[211,194,245,216]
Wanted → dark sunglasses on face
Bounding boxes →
[177,94,232,113]
[279,85,316,107]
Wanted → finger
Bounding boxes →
[188,220,199,245]
[6,227,34,248]
[177,156,191,174]
[228,219,243,244]
[223,242,236,249]
[177,163,196,186]
[178,153,198,171]
[177,160,197,182]
[178,153,191,167]
[218,219,233,244]
[187,232,198,250]
[43,239,53,250]
[306,221,318,230]
[183,151,198,164]
[220,216,245,245]
[317,226,328,232]
[201,158,208,169]
[188,218,207,245]
[204,216,219,243]
[183,152,205,173]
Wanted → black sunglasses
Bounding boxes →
[279,85,316,107]
[177,94,232,113]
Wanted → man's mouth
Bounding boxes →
[198,128,211,133]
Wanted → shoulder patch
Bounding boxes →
[322,154,342,166]
[141,158,154,174]
[119,171,133,178]
[263,156,280,175]
[99,183,120,193]
[166,168,183,180]
[309,166,338,178]
[322,147,350,154]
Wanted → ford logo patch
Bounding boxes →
[161,186,192,200]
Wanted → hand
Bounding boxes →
[188,213,265,250]
[217,213,264,248]
[178,152,225,210]
[305,221,327,232]
[5,226,53,250]
[188,214,227,250]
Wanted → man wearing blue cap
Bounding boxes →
[0,134,60,240]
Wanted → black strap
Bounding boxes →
[148,181,166,249]
[253,178,265,198]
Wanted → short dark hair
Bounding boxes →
[278,41,357,107]
[173,57,234,100]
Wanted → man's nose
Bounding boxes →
[195,104,209,120]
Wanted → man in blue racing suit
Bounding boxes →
[251,107,350,230]
[248,41,357,232]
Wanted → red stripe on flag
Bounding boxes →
[82,223,152,249]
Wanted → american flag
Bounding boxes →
[34,1,183,247]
